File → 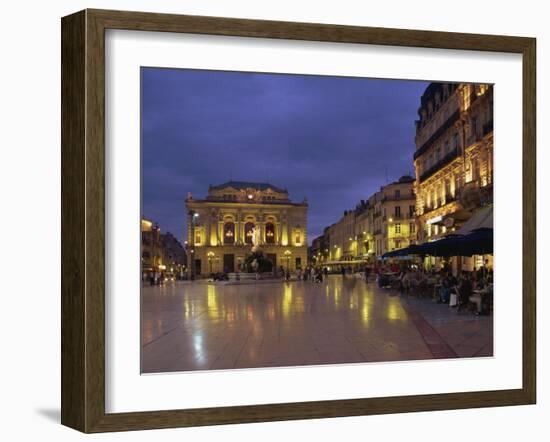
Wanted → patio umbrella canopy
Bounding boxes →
[381,228,493,259]
[413,228,493,257]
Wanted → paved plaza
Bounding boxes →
[141,276,493,373]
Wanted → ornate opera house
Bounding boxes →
[185,181,308,275]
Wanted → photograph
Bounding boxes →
[140,68,494,374]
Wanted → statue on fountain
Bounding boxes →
[243,225,273,273]
[251,225,262,252]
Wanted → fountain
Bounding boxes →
[227,225,274,282]
[243,226,273,274]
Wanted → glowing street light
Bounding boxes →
[188,210,199,281]
[284,249,292,271]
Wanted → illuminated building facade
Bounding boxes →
[185,181,308,275]
[313,175,417,264]
[371,176,417,257]
[413,83,493,242]
[141,218,163,273]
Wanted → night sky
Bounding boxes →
[141,68,429,244]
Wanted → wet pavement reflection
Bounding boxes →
[141,275,491,373]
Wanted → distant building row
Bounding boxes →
[311,82,493,266]
[310,175,417,264]
[141,218,186,276]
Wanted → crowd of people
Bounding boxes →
[143,270,165,285]
[396,264,493,315]
[287,265,329,283]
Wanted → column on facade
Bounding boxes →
[276,215,282,245]
[283,212,289,246]
[234,212,239,245]
[217,210,221,245]
[258,212,264,245]
[217,210,223,247]
[205,211,211,246]
[240,216,245,245]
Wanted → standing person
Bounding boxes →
[457,272,473,311]
[439,272,452,303]
[285,268,291,282]
[341,266,346,278]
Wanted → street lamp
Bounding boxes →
[187,210,199,280]
[284,249,292,272]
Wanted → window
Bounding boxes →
[394,189,400,198]
[472,117,478,139]
[195,233,201,244]
[410,223,416,234]
[295,257,302,270]
[453,133,460,150]
[395,206,401,217]
[265,222,275,244]
[295,234,301,245]
[223,222,235,244]
[473,158,480,181]
[395,239,401,249]
[395,223,401,234]
[409,205,415,217]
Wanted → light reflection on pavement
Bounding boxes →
[141,275,492,373]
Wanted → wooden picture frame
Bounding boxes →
[61,8,536,433]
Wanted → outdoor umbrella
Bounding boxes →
[410,229,493,257]
[455,227,493,256]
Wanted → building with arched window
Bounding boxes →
[185,181,308,276]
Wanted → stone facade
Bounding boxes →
[141,218,163,272]
[413,83,493,242]
[313,175,418,264]
[185,181,308,275]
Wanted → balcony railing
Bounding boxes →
[418,147,459,183]
[382,193,415,202]
[414,109,461,160]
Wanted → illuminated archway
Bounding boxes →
[265,222,275,244]
[224,222,235,244]
[244,222,255,245]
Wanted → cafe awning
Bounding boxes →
[455,205,493,235]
